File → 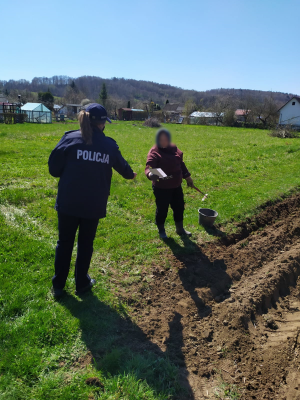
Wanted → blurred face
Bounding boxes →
[158,132,170,148]
[98,122,106,131]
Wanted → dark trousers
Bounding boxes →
[153,185,185,226]
[52,212,99,291]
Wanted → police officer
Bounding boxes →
[48,103,136,297]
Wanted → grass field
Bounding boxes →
[1,121,300,399]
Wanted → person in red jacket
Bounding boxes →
[145,128,194,239]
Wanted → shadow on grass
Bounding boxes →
[59,292,195,399]
[164,235,232,317]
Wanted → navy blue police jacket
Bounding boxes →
[48,128,134,219]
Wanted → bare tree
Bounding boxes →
[183,99,197,123]
[8,89,37,104]
[64,84,85,104]
[238,95,256,123]
[254,96,278,127]
[213,95,235,125]
[143,102,150,117]
[105,97,122,118]
[2,75,294,123]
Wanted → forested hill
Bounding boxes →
[0,75,296,108]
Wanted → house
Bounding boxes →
[53,104,64,113]
[162,103,185,123]
[278,96,300,127]
[0,101,18,115]
[53,105,67,121]
[235,109,251,122]
[189,111,224,125]
[0,94,19,114]
[118,108,147,121]
[55,104,83,115]
[67,104,84,114]
[21,103,52,123]
[163,103,184,114]
[0,96,22,123]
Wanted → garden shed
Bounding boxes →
[118,108,147,121]
[21,103,52,123]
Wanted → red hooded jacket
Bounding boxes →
[145,144,191,189]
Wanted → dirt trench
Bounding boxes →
[120,195,300,399]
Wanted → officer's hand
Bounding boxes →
[185,176,194,188]
[148,172,159,181]
[132,172,137,179]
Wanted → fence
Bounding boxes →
[0,112,27,124]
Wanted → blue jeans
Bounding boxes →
[52,212,99,291]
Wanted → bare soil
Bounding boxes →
[121,194,300,399]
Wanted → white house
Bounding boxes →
[278,97,300,127]
[189,111,224,125]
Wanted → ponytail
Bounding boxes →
[78,110,93,145]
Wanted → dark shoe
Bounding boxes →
[75,278,96,295]
[52,287,65,298]
[175,221,192,236]
[157,224,168,239]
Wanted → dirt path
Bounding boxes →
[121,194,300,399]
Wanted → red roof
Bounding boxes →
[235,109,251,116]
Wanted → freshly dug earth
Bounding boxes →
[121,194,300,399]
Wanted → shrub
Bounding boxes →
[143,117,161,128]
[81,98,91,106]
[198,117,208,125]
[270,125,300,138]
[223,109,236,126]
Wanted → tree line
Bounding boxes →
[1,75,296,110]
[1,75,297,126]
[183,92,281,127]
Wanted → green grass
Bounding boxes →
[0,121,300,399]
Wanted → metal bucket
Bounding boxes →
[198,208,218,227]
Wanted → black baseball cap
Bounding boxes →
[85,103,111,123]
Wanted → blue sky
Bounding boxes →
[1,0,299,94]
